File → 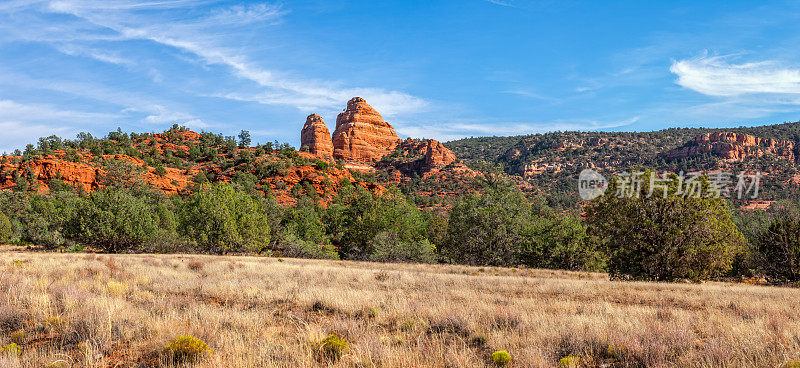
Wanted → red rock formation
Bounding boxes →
[666,132,796,161]
[300,114,334,160]
[332,97,401,163]
[0,155,101,192]
[424,139,457,168]
[376,138,460,177]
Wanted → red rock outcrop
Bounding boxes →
[300,114,334,160]
[332,97,401,163]
[424,139,457,168]
[0,155,100,192]
[666,132,796,161]
[376,138,461,177]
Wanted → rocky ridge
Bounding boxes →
[665,132,796,161]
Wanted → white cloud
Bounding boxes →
[670,55,800,96]
[140,104,210,128]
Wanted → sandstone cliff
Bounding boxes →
[332,97,401,163]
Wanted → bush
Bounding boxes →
[586,172,745,281]
[66,189,159,252]
[491,350,512,366]
[369,231,437,263]
[756,218,800,281]
[442,179,541,266]
[328,186,429,260]
[180,183,271,253]
[523,213,605,271]
[163,335,212,363]
[558,355,580,368]
[0,211,11,243]
[0,343,21,357]
[10,330,26,344]
[278,231,339,260]
[316,334,348,362]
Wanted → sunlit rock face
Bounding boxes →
[332,97,401,163]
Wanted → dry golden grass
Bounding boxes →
[1,249,800,367]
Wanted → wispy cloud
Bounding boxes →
[485,0,516,7]
[55,43,134,66]
[397,116,638,142]
[0,99,115,122]
[0,99,114,153]
[41,0,427,114]
[670,54,800,96]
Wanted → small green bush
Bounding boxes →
[10,329,27,344]
[783,362,800,368]
[491,350,512,366]
[278,231,339,260]
[163,335,212,363]
[316,334,348,362]
[558,355,580,368]
[0,343,21,356]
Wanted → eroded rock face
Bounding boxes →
[424,139,457,168]
[666,132,796,161]
[300,114,334,160]
[0,155,100,193]
[332,97,401,163]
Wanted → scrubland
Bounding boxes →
[1,249,799,367]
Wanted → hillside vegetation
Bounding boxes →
[445,122,800,208]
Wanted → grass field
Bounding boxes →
[1,249,799,367]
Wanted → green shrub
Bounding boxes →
[558,355,580,368]
[328,186,429,260]
[0,343,21,356]
[442,180,543,266]
[10,330,26,344]
[586,171,745,281]
[0,211,11,243]
[180,183,272,253]
[163,335,212,363]
[756,218,800,281]
[369,231,437,263]
[278,231,339,260]
[316,334,348,362]
[65,189,160,252]
[782,361,800,368]
[491,350,512,366]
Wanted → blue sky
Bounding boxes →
[2,0,800,153]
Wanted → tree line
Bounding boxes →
[1,167,800,283]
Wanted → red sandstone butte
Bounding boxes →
[332,97,402,163]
